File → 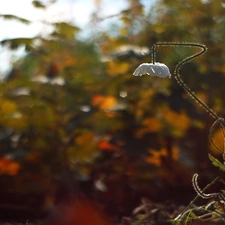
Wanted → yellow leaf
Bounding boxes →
[119,27,129,36]
[107,61,129,76]
[145,146,179,166]
[135,117,162,138]
[162,107,190,137]
[68,133,99,163]
[1,99,17,115]
[209,129,225,155]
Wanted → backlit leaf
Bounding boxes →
[208,154,225,172]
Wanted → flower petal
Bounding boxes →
[133,62,171,78]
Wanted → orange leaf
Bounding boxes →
[75,132,95,145]
[47,197,114,225]
[143,117,162,132]
[91,95,117,111]
[145,146,179,166]
[0,157,20,176]
[209,129,225,155]
[98,140,122,152]
[6,162,20,176]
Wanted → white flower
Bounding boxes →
[133,62,171,78]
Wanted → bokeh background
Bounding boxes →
[0,0,225,223]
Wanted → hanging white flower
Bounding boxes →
[133,62,171,78]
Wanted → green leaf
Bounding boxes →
[0,14,30,24]
[32,0,46,9]
[1,38,33,50]
[208,153,225,172]
[52,22,80,39]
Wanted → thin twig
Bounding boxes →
[175,176,220,221]
[153,42,225,124]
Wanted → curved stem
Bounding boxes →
[154,42,221,121]
[175,175,220,221]
[209,118,225,154]
[151,45,156,64]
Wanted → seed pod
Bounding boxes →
[133,62,171,78]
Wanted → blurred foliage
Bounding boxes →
[1,0,225,221]
[0,14,30,24]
